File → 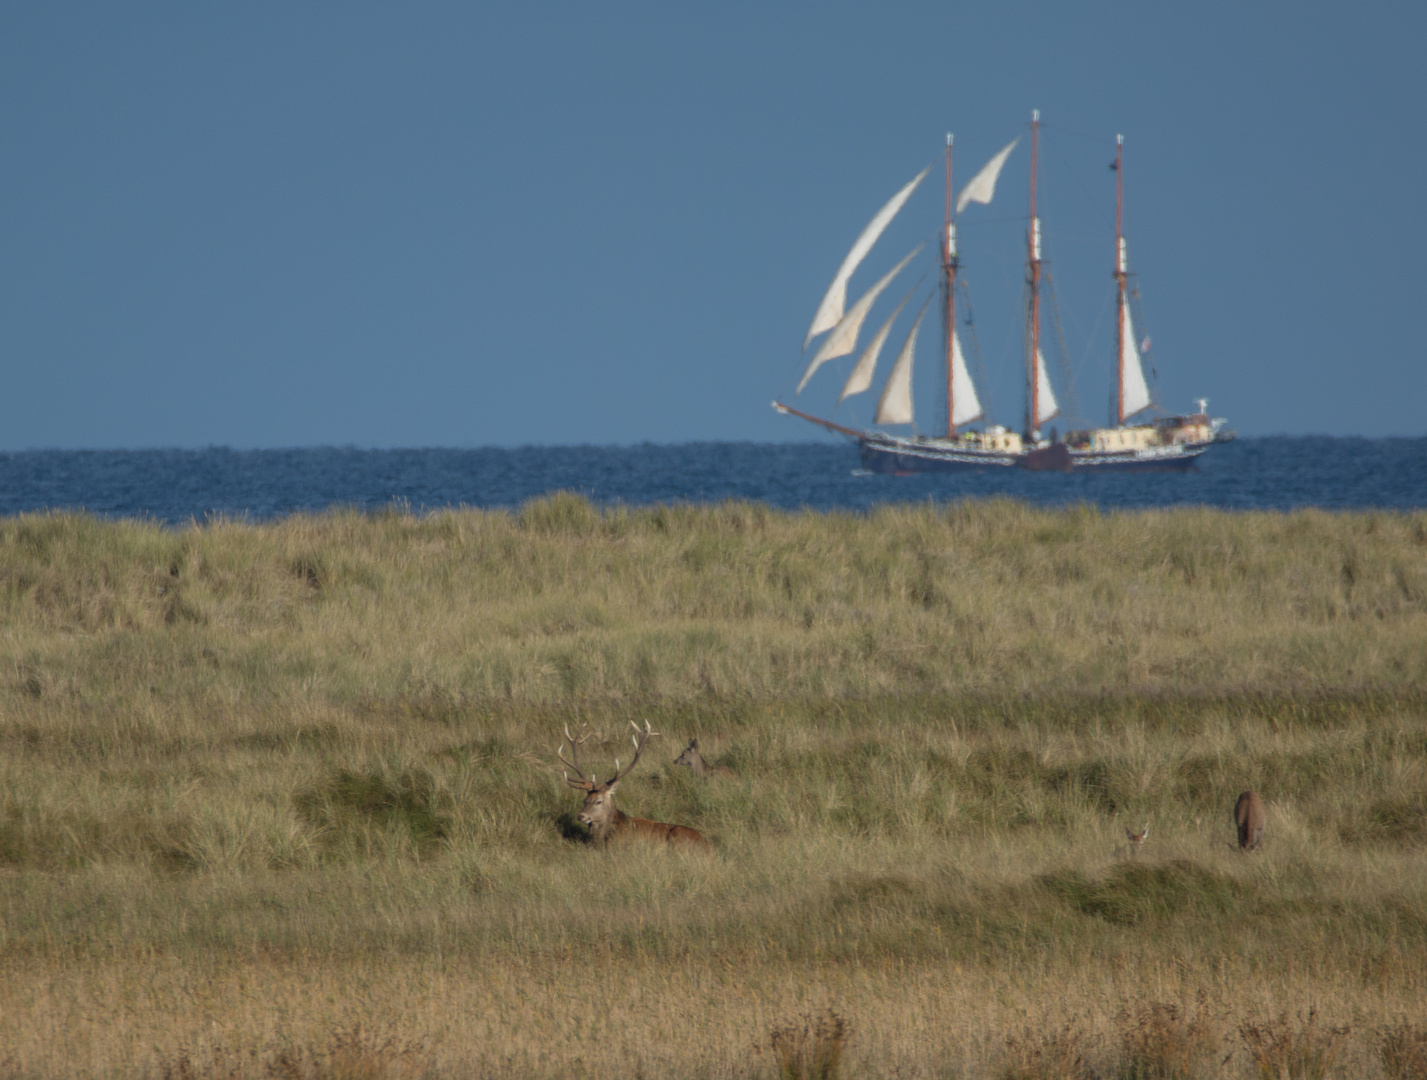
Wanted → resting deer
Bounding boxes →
[559,721,709,849]
[1125,823,1149,857]
[1235,791,1266,851]
[672,738,736,780]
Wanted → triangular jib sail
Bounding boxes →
[874,295,932,425]
[1119,301,1151,420]
[1035,348,1059,426]
[797,246,923,394]
[839,287,916,404]
[950,329,983,426]
[804,167,931,350]
[956,138,1020,214]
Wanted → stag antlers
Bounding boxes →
[557,720,660,790]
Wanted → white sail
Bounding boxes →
[956,138,1020,214]
[1119,302,1152,419]
[797,246,922,394]
[874,298,930,425]
[1035,348,1059,426]
[950,329,983,425]
[804,167,931,350]
[838,288,915,404]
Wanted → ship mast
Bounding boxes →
[943,134,957,438]
[1026,109,1042,440]
[1114,133,1127,426]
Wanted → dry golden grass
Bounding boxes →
[2,497,1426,1077]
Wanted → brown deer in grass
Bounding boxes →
[559,722,709,849]
[1124,823,1149,857]
[672,738,736,780]
[1235,791,1266,850]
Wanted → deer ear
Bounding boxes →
[606,778,620,794]
[690,738,699,749]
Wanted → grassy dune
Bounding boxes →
[1,496,1426,1078]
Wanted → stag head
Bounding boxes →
[557,720,660,840]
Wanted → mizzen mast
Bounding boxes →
[1114,133,1127,426]
[942,133,958,437]
[1110,134,1151,425]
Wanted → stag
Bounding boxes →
[559,721,709,848]
[672,738,736,780]
[1235,791,1266,851]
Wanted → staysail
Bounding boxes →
[956,138,1021,214]
[1119,301,1151,419]
[950,329,983,425]
[804,167,931,350]
[1034,348,1060,426]
[874,296,932,425]
[838,287,916,404]
[797,246,922,394]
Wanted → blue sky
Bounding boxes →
[1,2,1422,449]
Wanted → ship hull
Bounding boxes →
[1065,443,1209,471]
[858,435,1019,474]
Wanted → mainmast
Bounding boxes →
[1114,133,1127,426]
[1026,109,1042,440]
[943,134,958,438]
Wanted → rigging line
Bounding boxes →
[1042,269,1086,427]
[1046,138,1115,231]
[1040,121,1113,144]
[1127,286,1162,396]
[956,215,1030,227]
[1074,281,1117,386]
[955,276,995,425]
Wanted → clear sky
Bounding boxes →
[2,2,1423,449]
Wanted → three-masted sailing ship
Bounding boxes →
[774,111,1231,473]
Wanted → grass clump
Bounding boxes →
[770,1012,850,1080]
[157,1026,431,1080]
[1239,1010,1349,1080]
[998,1025,1095,1080]
[1339,795,1427,847]
[1040,859,1251,928]
[1113,996,1223,1079]
[1378,1021,1427,1080]
[295,767,450,858]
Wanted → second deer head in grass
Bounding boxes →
[672,737,736,780]
[1125,823,1149,856]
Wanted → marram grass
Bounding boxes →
[1,496,1426,1078]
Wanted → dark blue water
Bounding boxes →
[0,438,1423,525]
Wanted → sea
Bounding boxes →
[0,438,1424,526]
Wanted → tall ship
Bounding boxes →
[775,112,1231,473]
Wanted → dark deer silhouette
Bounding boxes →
[1235,791,1266,851]
[558,722,709,849]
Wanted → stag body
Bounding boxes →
[672,738,736,780]
[1235,791,1266,850]
[560,723,709,849]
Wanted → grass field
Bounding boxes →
[2,496,1425,1078]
